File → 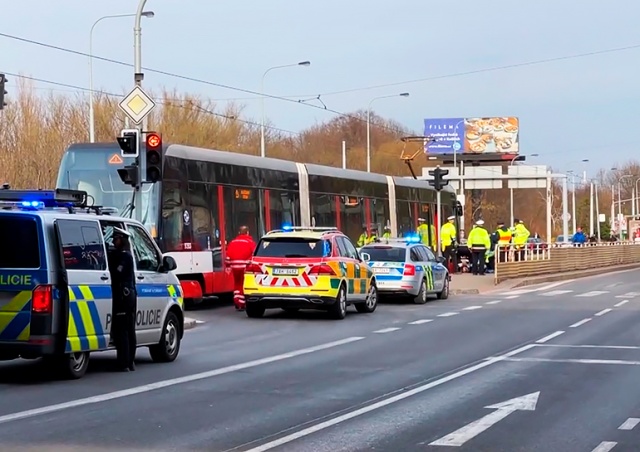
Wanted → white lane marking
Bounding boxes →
[485,300,502,305]
[614,300,629,307]
[504,295,519,299]
[536,344,640,350]
[499,281,575,295]
[462,306,483,311]
[576,291,609,298]
[408,319,433,325]
[373,327,401,334]
[500,357,640,366]
[569,318,592,328]
[616,292,640,299]
[194,320,206,324]
[539,289,574,297]
[243,343,537,452]
[428,392,540,447]
[618,418,640,430]
[0,336,366,425]
[595,308,613,317]
[437,312,459,317]
[591,441,617,452]
[535,331,565,344]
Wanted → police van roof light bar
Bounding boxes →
[0,188,88,207]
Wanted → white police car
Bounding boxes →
[359,236,450,303]
[0,188,185,379]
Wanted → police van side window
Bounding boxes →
[127,224,160,272]
[57,220,107,271]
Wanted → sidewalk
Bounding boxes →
[450,273,498,295]
[184,317,198,330]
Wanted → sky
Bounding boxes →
[2,0,640,178]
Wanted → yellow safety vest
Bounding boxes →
[441,222,456,247]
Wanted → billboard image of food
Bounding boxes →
[423,117,519,155]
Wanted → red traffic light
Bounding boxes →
[146,132,161,149]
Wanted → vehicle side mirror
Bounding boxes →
[360,252,371,262]
[436,256,446,264]
[162,255,177,272]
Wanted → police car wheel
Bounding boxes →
[437,277,450,300]
[413,280,428,304]
[355,282,378,313]
[329,285,347,320]
[149,312,181,363]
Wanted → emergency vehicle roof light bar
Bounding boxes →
[278,226,339,232]
[0,188,88,207]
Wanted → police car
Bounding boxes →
[243,226,377,319]
[359,236,450,303]
[0,188,185,379]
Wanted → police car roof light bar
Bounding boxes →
[0,188,88,207]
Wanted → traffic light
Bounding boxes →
[117,165,140,187]
[0,74,7,110]
[145,132,163,183]
[116,129,140,157]
[428,166,449,191]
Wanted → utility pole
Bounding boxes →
[428,166,450,256]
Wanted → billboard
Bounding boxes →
[423,117,519,155]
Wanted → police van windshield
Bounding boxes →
[254,238,329,258]
[0,216,40,269]
[56,146,158,229]
[361,246,406,262]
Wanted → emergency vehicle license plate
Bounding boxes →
[373,268,390,273]
[272,268,299,275]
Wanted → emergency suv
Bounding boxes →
[359,236,450,302]
[0,188,185,379]
[243,226,378,319]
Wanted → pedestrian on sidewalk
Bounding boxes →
[225,226,256,311]
[467,220,491,276]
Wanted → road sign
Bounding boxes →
[119,86,156,124]
[562,212,571,221]
[429,391,540,447]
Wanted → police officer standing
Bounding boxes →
[467,220,491,275]
[108,227,137,372]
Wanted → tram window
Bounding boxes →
[310,193,335,228]
[370,198,389,235]
[161,180,189,252]
[188,182,218,251]
[395,200,414,237]
[341,202,364,243]
[225,186,261,241]
[268,189,298,230]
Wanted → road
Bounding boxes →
[1,270,640,451]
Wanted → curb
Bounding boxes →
[183,317,198,331]
[509,263,640,289]
[452,288,481,295]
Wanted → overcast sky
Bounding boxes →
[2,0,639,178]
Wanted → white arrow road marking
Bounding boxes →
[428,392,540,447]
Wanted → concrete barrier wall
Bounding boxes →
[495,242,640,284]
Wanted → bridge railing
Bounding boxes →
[494,241,640,284]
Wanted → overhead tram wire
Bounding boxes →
[2,71,301,136]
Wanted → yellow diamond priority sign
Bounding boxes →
[119,86,156,124]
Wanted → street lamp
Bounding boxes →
[635,177,640,217]
[366,92,409,173]
[509,153,538,226]
[260,61,311,158]
[88,11,154,142]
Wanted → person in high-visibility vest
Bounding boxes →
[440,215,457,272]
[356,226,368,247]
[467,219,491,275]
[382,226,391,240]
[417,218,437,250]
[494,220,513,263]
[512,219,530,261]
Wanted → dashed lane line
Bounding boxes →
[373,327,401,334]
[618,418,640,430]
[569,318,592,328]
[591,441,617,452]
[437,312,459,318]
[462,306,483,311]
[408,319,433,325]
[595,308,612,317]
[535,331,565,344]
[485,300,502,305]
[504,295,519,299]
[614,300,629,308]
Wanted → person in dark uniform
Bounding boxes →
[108,227,137,372]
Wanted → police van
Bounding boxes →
[0,188,185,379]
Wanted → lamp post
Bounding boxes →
[635,177,640,217]
[509,153,538,226]
[89,11,154,142]
[366,92,409,172]
[567,171,577,234]
[618,174,633,238]
[260,61,310,158]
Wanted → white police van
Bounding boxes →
[0,188,185,379]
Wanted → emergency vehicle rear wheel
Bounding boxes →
[413,280,428,304]
[329,286,347,320]
[246,304,265,318]
[149,312,181,363]
[356,282,378,313]
[45,352,90,380]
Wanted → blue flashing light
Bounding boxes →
[20,201,44,209]
[405,235,421,243]
[282,224,293,231]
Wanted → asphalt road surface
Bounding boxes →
[2,270,640,451]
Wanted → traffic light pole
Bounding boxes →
[436,190,442,257]
[133,0,147,224]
